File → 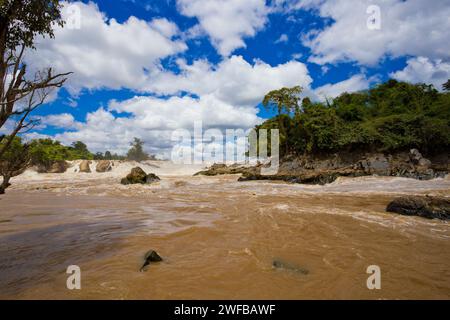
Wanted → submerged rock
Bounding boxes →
[272,259,309,275]
[96,160,112,173]
[79,160,91,173]
[140,250,163,272]
[121,167,160,185]
[386,196,450,220]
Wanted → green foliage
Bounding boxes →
[29,139,94,168]
[126,138,149,162]
[0,0,64,50]
[262,86,303,153]
[257,80,450,156]
[0,136,30,193]
[262,86,303,115]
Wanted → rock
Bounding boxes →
[79,160,91,173]
[272,259,309,275]
[386,196,450,220]
[418,158,432,168]
[121,167,160,185]
[140,250,163,272]
[359,154,390,175]
[194,163,260,177]
[145,173,161,184]
[96,160,112,173]
[47,161,69,173]
[409,149,424,165]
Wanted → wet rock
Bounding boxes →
[194,163,260,177]
[145,173,161,184]
[238,169,364,185]
[47,161,69,173]
[96,160,113,173]
[140,250,163,272]
[121,167,160,185]
[79,160,91,173]
[272,259,309,275]
[386,196,450,220]
[359,154,390,175]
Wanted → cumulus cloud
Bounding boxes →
[38,113,82,130]
[176,0,269,56]
[52,96,261,157]
[314,74,374,100]
[147,55,313,108]
[298,0,450,65]
[25,1,187,93]
[390,57,450,91]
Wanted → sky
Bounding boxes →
[13,0,450,157]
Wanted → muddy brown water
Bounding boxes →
[0,174,449,299]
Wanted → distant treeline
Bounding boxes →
[26,137,154,169]
[259,79,450,157]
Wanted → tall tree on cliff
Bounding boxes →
[262,86,303,154]
[0,0,71,159]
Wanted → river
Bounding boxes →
[0,161,449,299]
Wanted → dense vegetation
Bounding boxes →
[259,79,450,157]
[23,137,151,170]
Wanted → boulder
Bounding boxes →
[96,160,112,173]
[386,196,450,220]
[194,163,260,177]
[79,160,91,173]
[47,161,69,173]
[359,154,390,175]
[121,167,160,185]
[140,250,163,272]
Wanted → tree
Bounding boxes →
[262,86,303,154]
[104,151,112,160]
[0,0,72,160]
[0,136,30,194]
[126,138,149,162]
[444,80,450,92]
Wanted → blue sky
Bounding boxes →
[17,0,450,156]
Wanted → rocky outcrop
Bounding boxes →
[236,149,447,185]
[194,163,261,177]
[140,250,163,272]
[386,196,450,220]
[79,160,91,173]
[239,169,365,185]
[96,160,112,173]
[47,161,69,174]
[121,167,161,185]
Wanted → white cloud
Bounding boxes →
[26,1,187,93]
[298,0,450,65]
[275,34,289,44]
[390,57,450,91]
[39,113,82,130]
[314,74,374,100]
[147,55,313,108]
[53,95,262,157]
[176,0,269,56]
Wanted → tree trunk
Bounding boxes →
[0,174,11,194]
